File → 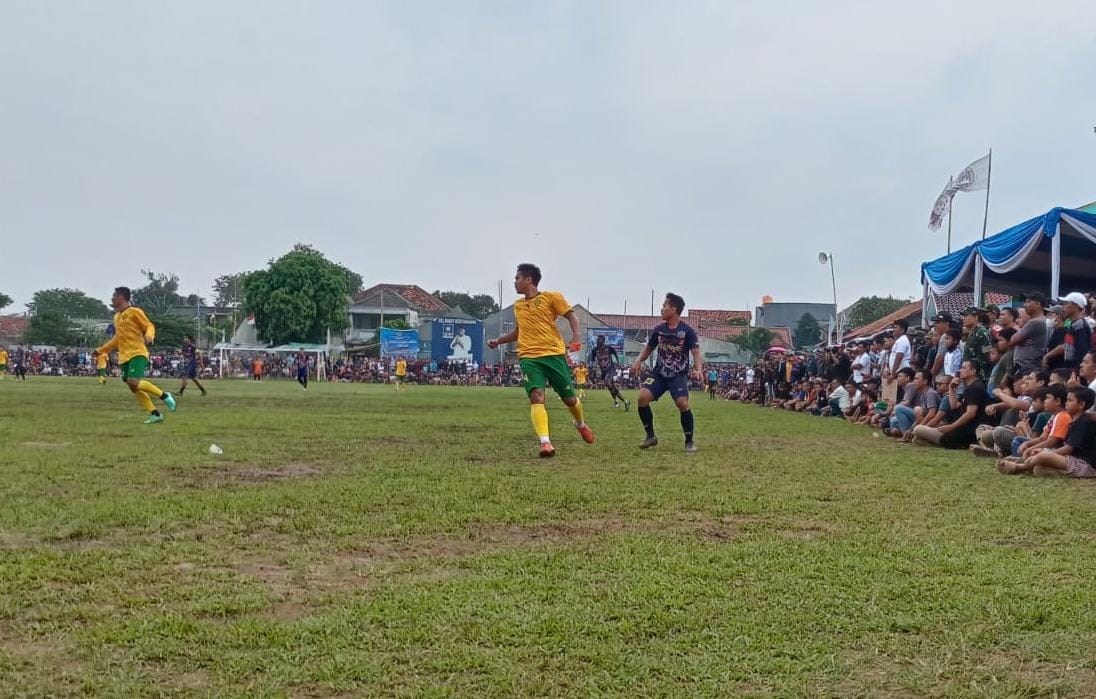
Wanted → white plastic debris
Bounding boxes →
[208,444,224,455]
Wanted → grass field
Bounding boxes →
[3,378,1096,697]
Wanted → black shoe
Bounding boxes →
[639,436,658,449]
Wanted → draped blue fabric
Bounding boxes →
[920,207,1096,293]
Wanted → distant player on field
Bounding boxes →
[589,335,630,411]
[573,362,588,400]
[488,263,595,458]
[0,346,7,381]
[96,349,110,385]
[94,286,177,424]
[394,356,408,391]
[178,335,207,396]
[296,350,310,390]
[630,293,703,453]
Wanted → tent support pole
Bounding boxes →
[1051,224,1061,299]
[921,282,930,330]
[973,253,983,308]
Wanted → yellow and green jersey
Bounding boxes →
[97,306,155,364]
[0,350,7,366]
[96,352,109,370]
[573,366,588,384]
[395,359,407,377]
[513,291,571,359]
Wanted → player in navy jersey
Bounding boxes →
[630,293,703,453]
[589,335,630,411]
[296,350,309,390]
[177,335,207,396]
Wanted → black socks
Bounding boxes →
[680,409,694,444]
[638,405,655,438]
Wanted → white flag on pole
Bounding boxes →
[928,177,956,231]
[953,154,990,192]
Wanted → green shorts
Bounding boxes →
[520,355,576,399]
[120,356,149,381]
[396,374,406,383]
[0,364,6,373]
[97,368,107,377]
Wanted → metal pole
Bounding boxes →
[828,256,839,343]
[981,148,992,240]
[947,191,954,254]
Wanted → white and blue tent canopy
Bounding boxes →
[920,207,1096,301]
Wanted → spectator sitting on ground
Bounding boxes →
[912,360,989,449]
[997,383,1071,473]
[1009,387,1096,478]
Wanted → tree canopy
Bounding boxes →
[728,327,774,360]
[131,271,203,314]
[794,314,823,349]
[845,296,911,330]
[22,312,82,346]
[28,288,111,319]
[0,292,11,312]
[432,291,499,319]
[211,273,251,308]
[243,245,354,344]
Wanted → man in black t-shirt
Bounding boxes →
[912,360,988,449]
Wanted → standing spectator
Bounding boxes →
[1010,293,1049,376]
[962,307,993,383]
[1044,292,1092,372]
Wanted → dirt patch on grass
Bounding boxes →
[778,519,842,540]
[179,463,325,485]
[985,651,1096,694]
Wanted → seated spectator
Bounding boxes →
[887,367,921,437]
[912,360,989,449]
[1022,388,1096,477]
[997,384,1073,474]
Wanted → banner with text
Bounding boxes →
[431,318,483,364]
[379,328,419,358]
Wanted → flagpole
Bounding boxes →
[947,194,953,254]
[981,148,992,240]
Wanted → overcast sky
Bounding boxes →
[3,1,1095,317]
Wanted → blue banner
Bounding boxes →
[432,318,483,364]
[379,328,419,358]
[586,328,624,353]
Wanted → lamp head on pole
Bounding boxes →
[818,252,830,265]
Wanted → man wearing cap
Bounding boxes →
[1010,293,1049,376]
[961,307,993,383]
[1044,292,1092,372]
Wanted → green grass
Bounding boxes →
[3,378,1096,697]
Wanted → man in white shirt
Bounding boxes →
[883,319,912,403]
[826,379,850,417]
[852,344,871,384]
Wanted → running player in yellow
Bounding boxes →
[0,346,7,380]
[394,357,408,391]
[96,349,110,385]
[573,362,589,400]
[488,263,595,458]
[94,286,176,424]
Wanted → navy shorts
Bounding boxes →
[185,361,198,379]
[297,367,308,380]
[641,372,689,401]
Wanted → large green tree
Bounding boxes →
[0,292,11,312]
[243,245,354,344]
[29,288,111,319]
[432,291,499,319]
[211,272,252,308]
[22,312,81,346]
[728,327,775,360]
[845,296,911,329]
[794,314,823,349]
[131,270,201,314]
[147,313,192,350]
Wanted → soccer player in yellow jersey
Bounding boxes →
[95,286,176,424]
[395,357,408,391]
[96,350,110,385]
[573,363,588,400]
[488,263,595,457]
[0,346,7,380]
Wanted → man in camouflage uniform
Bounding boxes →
[962,306,993,383]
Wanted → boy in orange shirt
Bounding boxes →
[998,384,1071,474]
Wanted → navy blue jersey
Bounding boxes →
[646,321,699,378]
[181,343,196,363]
[590,344,619,373]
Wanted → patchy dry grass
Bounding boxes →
[3,378,1096,696]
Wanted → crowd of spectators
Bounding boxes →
[725,291,1096,480]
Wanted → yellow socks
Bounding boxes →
[134,390,155,412]
[567,400,585,426]
[530,403,550,443]
[137,380,164,398]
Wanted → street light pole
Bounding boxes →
[819,252,839,344]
